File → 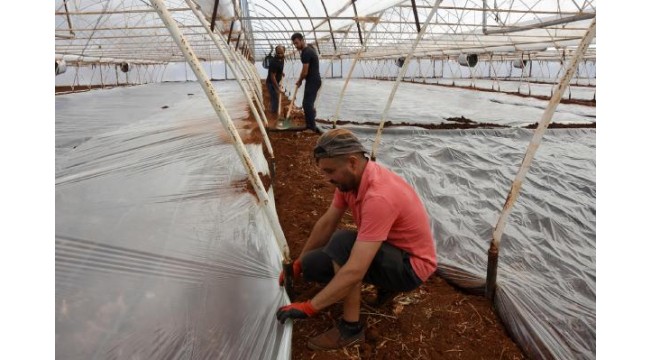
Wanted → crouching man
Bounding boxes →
[277,129,437,350]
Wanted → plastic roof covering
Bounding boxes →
[55,0,596,64]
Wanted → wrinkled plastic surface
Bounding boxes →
[315,79,595,126]
[335,125,595,359]
[56,82,291,360]
[57,79,595,359]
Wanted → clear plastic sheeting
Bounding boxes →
[341,126,595,359]
[56,81,291,360]
[315,79,595,126]
[422,79,596,101]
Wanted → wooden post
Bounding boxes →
[370,0,443,161]
[485,18,596,301]
[150,0,290,261]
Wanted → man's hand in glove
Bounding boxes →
[278,259,302,286]
[276,300,317,324]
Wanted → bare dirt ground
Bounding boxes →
[245,82,528,359]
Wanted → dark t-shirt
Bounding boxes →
[266,57,284,84]
[300,45,320,84]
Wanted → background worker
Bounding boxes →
[290,33,321,133]
[266,45,285,116]
[277,129,437,351]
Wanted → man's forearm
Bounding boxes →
[311,266,364,310]
[298,71,308,83]
[271,77,281,92]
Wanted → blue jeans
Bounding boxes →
[267,81,279,113]
[302,79,321,129]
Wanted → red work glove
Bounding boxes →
[278,259,302,286]
[276,300,317,324]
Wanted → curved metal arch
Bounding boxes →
[319,0,337,52]
[260,0,298,34]
[274,0,307,43]
[297,0,321,54]
[251,24,285,54]
[251,23,283,41]
[250,4,293,51]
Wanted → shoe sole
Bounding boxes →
[307,337,364,351]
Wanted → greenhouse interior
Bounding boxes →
[55,0,597,359]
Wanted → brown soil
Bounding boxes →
[244,81,527,359]
[55,84,133,94]
[327,117,509,131]
[523,122,596,129]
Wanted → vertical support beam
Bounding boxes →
[485,18,596,301]
[482,0,488,35]
[410,0,421,33]
[149,0,289,261]
[370,0,442,161]
[210,0,220,32]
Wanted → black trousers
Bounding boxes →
[301,229,422,292]
[302,79,321,129]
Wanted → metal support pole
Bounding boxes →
[63,0,75,36]
[484,12,594,35]
[149,0,289,261]
[485,18,596,301]
[210,0,220,32]
[370,0,443,161]
[352,0,363,44]
[411,0,421,33]
[298,0,321,53]
[320,0,337,51]
[227,20,235,43]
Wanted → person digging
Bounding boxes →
[277,129,437,350]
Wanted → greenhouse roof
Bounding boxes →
[55,0,596,65]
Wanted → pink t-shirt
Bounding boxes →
[332,161,437,282]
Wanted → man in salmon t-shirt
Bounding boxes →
[277,128,437,351]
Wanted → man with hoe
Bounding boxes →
[290,32,322,133]
[266,45,285,118]
[277,129,437,350]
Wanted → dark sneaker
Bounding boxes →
[307,322,365,350]
[305,125,322,134]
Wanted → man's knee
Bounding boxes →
[323,230,357,266]
[301,248,334,284]
[301,230,357,283]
